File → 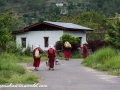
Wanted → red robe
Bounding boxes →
[33,48,41,67]
[64,48,71,59]
[48,48,56,68]
[83,45,88,59]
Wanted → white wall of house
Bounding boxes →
[16,30,63,51]
[16,30,87,51]
[63,31,86,46]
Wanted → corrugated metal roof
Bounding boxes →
[44,21,93,30]
[12,21,93,34]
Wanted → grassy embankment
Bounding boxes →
[0,53,39,84]
[81,47,120,76]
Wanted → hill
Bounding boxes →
[0,0,120,28]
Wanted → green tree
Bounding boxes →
[78,11,109,40]
[60,14,79,24]
[44,13,61,22]
[105,18,120,49]
[61,11,109,40]
[0,12,24,52]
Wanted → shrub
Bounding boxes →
[87,40,108,52]
[60,34,80,45]
[24,45,32,56]
[59,34,80,51]
[6,41,23,55]
[82,47,117,68]
[54,41,62,50]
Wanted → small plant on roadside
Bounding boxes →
[6,41,23,55]
[24,45,32,56]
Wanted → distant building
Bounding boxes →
[46,0,66,7]
[56,2,63,7]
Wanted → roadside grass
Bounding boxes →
[0,59,40,84]
[71,53,82,59]
[81,47,120,76]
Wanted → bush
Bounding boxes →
[87,40,108,52]
[82,47,117,68]
[24,45,32,56]
[60,34,80,45]
[54,41,62,50]
[6,41,23,55]
[57,34,80,51]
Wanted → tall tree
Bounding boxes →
[105,17,120,49]
[0,12,24,51]
[78,11,109,40]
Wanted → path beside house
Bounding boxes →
[1,59,120,90]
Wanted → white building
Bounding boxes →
[56,2,64,7]
[12,21,93,50]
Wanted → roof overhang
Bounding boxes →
[12,21,93,34]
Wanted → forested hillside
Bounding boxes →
[0,0,120,32]
[0,0,120,17]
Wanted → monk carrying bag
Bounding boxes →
[64,41,72,48]
[35,48,41,58]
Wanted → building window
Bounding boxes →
[21,38,26,48]
[44,37,49,47]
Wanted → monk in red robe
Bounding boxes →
[33,45,42,71]
[64,41,72,60]
[64,48,71,60]
[47,45,56,70]
[82,42,88,59]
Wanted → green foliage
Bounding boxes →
[0,12,25,52]
[0,0,119,30]
[0,59,40,84]
[105,18,120,49]
[60,11,109,40]
[6,41,23,54]
[86,0,120,17]
[60,34,80,45]
[60,15,79,24]
[0,0,120,19]
[78,11,107,29]
[44,13,61,22]
[82,47,117,66]
[71,52,82,58]
[78,11,109,40]
[81,47,120,76]
[24,45,32,56]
